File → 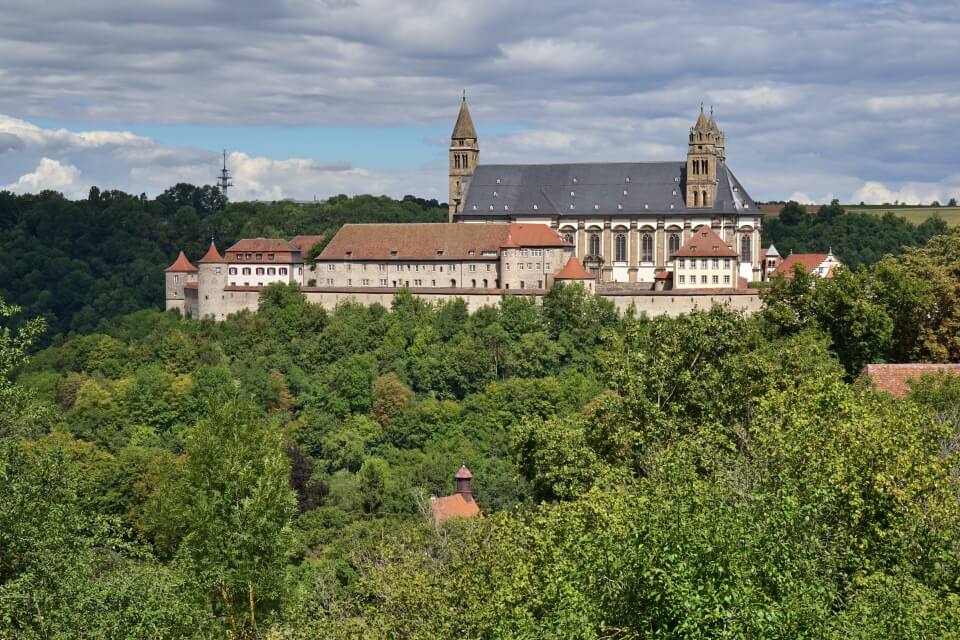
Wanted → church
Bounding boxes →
[448,96,764,284]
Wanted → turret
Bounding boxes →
[196,241,227,320]
[686,105,724,208]
[164,250,198,314]
[454,464,474,495]
[449,92,479,222]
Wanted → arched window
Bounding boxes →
[450,279,457,287]
[562,232,574,245]
[694,191,700,207]
[471,279,476,288]
[703,159,708,175]
[740,235,752,262]
[463,154,468,169]
[589,233,601,257]
[641,234,653,262]
[615,233,627,261]
[669,233,680,255]
[482,279,488,288]
[702,190,709,207]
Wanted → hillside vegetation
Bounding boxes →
[0,185,445,339]
[3,228,960,638]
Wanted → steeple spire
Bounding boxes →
[694,102,710,130]
[452,92,477,139]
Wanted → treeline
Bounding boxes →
[763,200,948,267]
[0,185,446,339]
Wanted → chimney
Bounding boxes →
[454,464,473,496]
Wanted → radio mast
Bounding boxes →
[216,149,233,199]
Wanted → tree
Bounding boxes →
[139,399,297,637]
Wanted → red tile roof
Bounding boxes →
[318,223,568,261]
[862,364,960,399]
[774,253,830,278]
[198,242,225,263]
[430,492,480,525]
[165,250,198,272]
[227,238,301,253]
[289,235,325,254]
[672,225,738,258]
[554,256,594,280]
[654,271,671,280]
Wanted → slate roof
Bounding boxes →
[318,223,569,261]
[165,250,198,273]
[862,364,960,399]
[452,96,477,139]
[460,161,757,218]
[672,225,738,258]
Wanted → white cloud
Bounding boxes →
[4,157,84,196]
[850,180,949,205]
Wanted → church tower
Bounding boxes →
[449,92,479,222]
[686,106,724,209]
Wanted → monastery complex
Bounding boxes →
[165,99,840,319]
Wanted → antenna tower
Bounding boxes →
[216,149,233,198]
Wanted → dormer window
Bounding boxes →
[493,191,498,197]
[625,176,631,183]
[390,250,398,257]
[437,250,444,256]
[268,253,275,260]
[345,251,352,258]
[496,178,501,184]
[623,189,628,195]
[468,250,475,256]
[570,191,575,197]
[532,204,539,210]
[256,253,262,260]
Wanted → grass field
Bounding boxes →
[843,206,960,227]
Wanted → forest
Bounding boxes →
[2,225,960,638]
[0,185,445,339]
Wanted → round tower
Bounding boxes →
[164,250,198,315]
[449,92,479,222]
[197,241,227,320]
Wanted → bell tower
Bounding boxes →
[686,105,723,209]
[449,92,479,222]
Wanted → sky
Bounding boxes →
[0,0,958,204]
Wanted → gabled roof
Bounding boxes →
[226,238,301,253]
[452,95,477,139]
[165,250,198,273]
[775,253,830,278]
[289,235,325,254]
[430,492,480,525]
[198,242,225,264]
[318,223,567,261]
[460,161,757,218]
[554,256,594,280]
[672,225,737,258]
[862,364,960,399]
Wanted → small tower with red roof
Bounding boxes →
[164,250,198,315]
[430,464,481,527]
[552,256,595,292]
[197,241,227,320]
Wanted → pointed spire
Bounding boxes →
[452,92,477,140]
[198,241,225,263]
[708,105,718,131]
[694,103,710,130]
[165,250,198,273]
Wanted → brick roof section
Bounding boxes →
[862,364,960,399]
[554,256,594,280]
[165,250,198,272]
[198,242,225,263]
[289,235,325,254]
[430,493,480,525]
[774,253,832,278]
[226,238,301,253]
[672,225,738,258]
[319,223,569,261]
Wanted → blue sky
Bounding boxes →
[0,0,958,204]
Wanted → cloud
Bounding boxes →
[0,132,23,153]
[850,180,959,206]
[4,157,83,196]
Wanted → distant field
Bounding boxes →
[843,206,960,227]
[760,203,960,227]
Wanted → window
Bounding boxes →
[532,248,542,256]
[347,279,352,286]
[215,267,221,275]
[527,263,533,270]
[256,253,262,260]
[518,263,524,271]
[712,258,719,269]
[703,159,708,174]
[669,233,680,255]
[268,253,274,261]
[520,281,526,289]
[483,279,488,287]
[694,191,700,207]
[562,232,574,245]
[279,267,288,275]
[326,278,333,285]
[242,267,252,275]
[471,279,476,288]
[173,274,179,283]
[679,275,685,284]
[346,264,352,271]
[396,264,402,271]
[380,278,387,286]
[701,275,708,284]
[267,267,276,275]
[328,264,336,271]
[678,258,685,268]
[740,236,751,262]
[615,233,627,261]
[229,267,237,275]
[469,264,476,272]
[486,264,491,271]
[505,263,510,270]
[712,275,719,284]
[701,259,708,269]
[256,267,265,275]
[362,278,370,286]
[534,263,540,271]
[589,233,601,257]
[641,234,653,262]
[415,279,422,286]
[450,279,457,287]
[702,190,709,207]
[724,258,731,268]
[724,275,730,284]
[245,253,252,259]
[521,249,529,257]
